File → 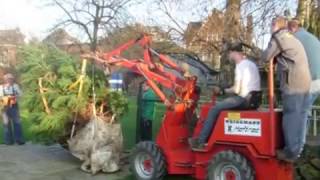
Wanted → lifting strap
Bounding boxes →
[70,59,90,138]
[38,78,51,114]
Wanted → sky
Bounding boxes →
[0,0,227,39]
[0,0,297,48]
[0,0,59,40]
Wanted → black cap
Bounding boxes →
[228,43,243,52]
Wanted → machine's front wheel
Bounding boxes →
[130,141,167,180]
[208,150,255,180]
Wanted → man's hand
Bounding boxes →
[164,100,172,107]
[263,62,269,72]
[212,86,222,95]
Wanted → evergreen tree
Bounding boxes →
[16,44,127,143]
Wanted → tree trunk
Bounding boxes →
[221,0,241,84]
[310,1,320,37]
[90,5,101,52]
[297,0,320,37]
[297,0,312,28]
[245,15,253,46]
[223,0,241,42]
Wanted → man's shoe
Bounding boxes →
[17,141,25,145]
[188,138,199,147]
[4,142,14,145]
[191,144,206,151]
[188,138,205,151]
[276,150,295,163]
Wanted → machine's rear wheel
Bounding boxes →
[208,150,255,180]
[130,141,167,180]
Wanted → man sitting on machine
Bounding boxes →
[189,43,261,150]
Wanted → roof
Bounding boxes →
[184,22,202,44]
[0,28,25,45]
[43,29,80,45]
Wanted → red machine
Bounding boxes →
[84,35,294,180]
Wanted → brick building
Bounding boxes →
[0,28,25,78]
[184,6,253,70]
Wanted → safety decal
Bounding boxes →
[224,118,261,137]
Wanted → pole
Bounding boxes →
[313,110,317,136]
[268,60,275,155]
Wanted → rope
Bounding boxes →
[91,60,98,139]
[91,59,97,118]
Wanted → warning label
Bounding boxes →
[224,118,261,137]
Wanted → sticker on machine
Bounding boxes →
[224,118,261,137]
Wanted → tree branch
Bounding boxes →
[53,0,93,42]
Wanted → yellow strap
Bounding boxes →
[38,78,51,114]
[68,59,87,98]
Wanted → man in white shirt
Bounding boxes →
[0,73,24,145]
[189,43,261,150]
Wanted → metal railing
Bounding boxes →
[310,106,320,136]
[198,92,320,136]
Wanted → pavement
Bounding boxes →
[0,143,132,180]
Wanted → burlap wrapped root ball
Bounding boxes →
[68,116,123,174]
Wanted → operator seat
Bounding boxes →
[240,91,262,110]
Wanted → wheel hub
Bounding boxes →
[134,152,154,179]
[224,169,237,180]
[213,163,241,180]
[143,159,153,172]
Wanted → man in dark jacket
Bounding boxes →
[262,17,311,162]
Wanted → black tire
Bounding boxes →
[207,150,255,180]
[130,141,167,180]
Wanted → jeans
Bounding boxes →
[198,96,246,144]
[2,104,24,144]
[140,118,152,141]
[303,91,320,145]
[281,93,310,159]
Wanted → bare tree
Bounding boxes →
[49,0,136,51]
[143,0,294,84]
[148,0,292,59]
[151,0,294,46]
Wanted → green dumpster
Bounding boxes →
[152,103,166,140]
[120,96,138,150]
[120,97,166,150]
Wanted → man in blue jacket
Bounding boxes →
[288,19,320,148]
[108,71,124,91]
[288,18,320,107]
